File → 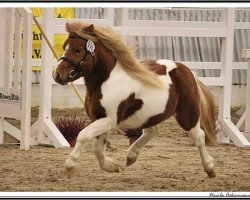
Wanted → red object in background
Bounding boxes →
[55,115,86,147]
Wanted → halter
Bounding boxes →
[59,36,95,79]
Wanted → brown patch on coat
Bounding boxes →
[84,41,117,121]
[116,93,143,124]
[141,61,200,131]
[170,62,200,131]
[140,60,166,75]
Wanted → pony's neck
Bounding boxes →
[84,43,116,94]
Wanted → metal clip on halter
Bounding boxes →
[69,70,77,79]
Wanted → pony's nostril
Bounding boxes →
[52,71,61,81]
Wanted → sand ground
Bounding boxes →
[0,108,249,193]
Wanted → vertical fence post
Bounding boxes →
[242,49,250,141]
[37,8,55,142]
[0,8,5,88]
[219,8,250,147]
[106,8,114,26]
[0,8,6,145]
[4,8,14,89]
[20,8,32,150]
[118,8,129,43]
[14,11,22,89]
[217,8,235,144]
[34,8,70,147]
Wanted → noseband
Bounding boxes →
[59,36,95,79]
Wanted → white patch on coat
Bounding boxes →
[58,44,70,65]
[156,59,177,73]
[65,44,70,51]
[100,63,173,129]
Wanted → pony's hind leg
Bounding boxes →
[93,132,123,173]
[126,126,158,166]
[188,121,216,178]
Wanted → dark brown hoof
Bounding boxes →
[207,168,216,178]
[126,157,136,167]
[64,166,76,175]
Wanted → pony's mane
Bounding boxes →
[65,22,163,88]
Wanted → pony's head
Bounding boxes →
[53,24,97,85]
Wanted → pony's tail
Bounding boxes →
[196,79,218,146]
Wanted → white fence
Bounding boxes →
[0,8,33,150]
[241,49,250,141]
[0,8,70,149]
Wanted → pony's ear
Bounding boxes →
[84,24,94,33]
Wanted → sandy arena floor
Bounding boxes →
[0,108,249,193]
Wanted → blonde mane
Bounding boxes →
[65,22,163,88]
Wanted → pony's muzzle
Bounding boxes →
[52,71,68,85]
[53,71,61,82]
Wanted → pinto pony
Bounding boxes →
[53,22,218,178]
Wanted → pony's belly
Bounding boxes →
[117,112,149,129]
[118,119,143,129]
[118,87,170,129]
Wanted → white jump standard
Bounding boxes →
[0,8,33,150]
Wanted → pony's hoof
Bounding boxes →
[207,168,216,178]
[113,163,124,173]
[126,154,138,166]
[126,157,135,166]
[64,166,76,175]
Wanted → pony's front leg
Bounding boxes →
[126,126,158,166]
[64,117,114,174]
[93,133,123,173]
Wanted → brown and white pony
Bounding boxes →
[53,22,217,178]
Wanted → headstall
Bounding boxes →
[59,36,95,79]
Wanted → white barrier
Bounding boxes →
[0,8,33,150]
[0,8,69,149]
